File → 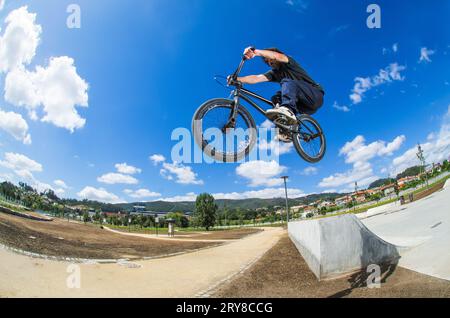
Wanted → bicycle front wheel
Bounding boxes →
[192,98,257,162]
[292,114,326,163]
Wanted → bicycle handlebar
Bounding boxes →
[228,47,256,86]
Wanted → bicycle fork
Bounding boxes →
[223,91,240,132]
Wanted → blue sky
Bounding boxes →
[0,0,449,203]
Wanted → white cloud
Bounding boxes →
[54,179,68,189]
[97,173,138,185]
[0,0,5,11]
[213,187,305,200]
[5,56,89,132]
[236,160,287,187]
[285,0,309,12]
[259,119,274,130]
[115,163,141,175]
[124,188,161,199]
[54,188,65,196]
[160,162,203,185]
[319,135,405,190]
[0,108,31,144]
[390,105,450,175]
[159,192,198,202]
[319,161,376,189]
[340,135,406,165]
[0,152,54,193]
[0,152,42,174]
[349,63,406,105]
[258,139,293,156]
[300,167,318,176]
[393,43,399,53]
[149,154,166,165]
[0,6,41,73]
[419,47,435,63]
[159,187,305,202]
[329,24,350,36]
[77,186,123,204]
[332,102,350,112]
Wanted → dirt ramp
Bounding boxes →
[288,214,401,280]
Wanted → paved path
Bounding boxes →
[0,227,283,297]
[103,226,234,243]
[362,184,450,280]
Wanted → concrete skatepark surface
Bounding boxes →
[289,181,450,281]
[362,182,450,280]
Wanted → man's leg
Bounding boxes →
[294,81,324,115]
[280,79,300,114]
[265,79,299,125]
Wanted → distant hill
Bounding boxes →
[368,165,424,190]
[115,193,344,213]
[368,178,396,189]
[396,166,422,179]
[1,179,344,214]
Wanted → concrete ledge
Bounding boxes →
[288,214,401,280]
[444,179,450,189]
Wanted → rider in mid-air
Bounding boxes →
[233,46,325,142]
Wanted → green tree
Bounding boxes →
[194,193,217,231]
[166,212,190,228]
[83,211,90,224]
[443,160,449,171]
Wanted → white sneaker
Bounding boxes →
[266,106,297,124]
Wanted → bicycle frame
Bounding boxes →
[228,57,295,133]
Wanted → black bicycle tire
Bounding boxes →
[292,114,326,163]
[192,98,257,163]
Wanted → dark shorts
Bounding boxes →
[272,79,324,115]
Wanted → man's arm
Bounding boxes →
[243,47,289,63]
[237,74,269,84]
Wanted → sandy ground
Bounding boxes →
[0,226,284,297]
[0,212,258,259]
[214,235,450,298]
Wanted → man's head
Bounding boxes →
[262,47,284,69]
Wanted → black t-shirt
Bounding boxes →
[264,56,324,92]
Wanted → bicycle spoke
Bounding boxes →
[201,105,252,156]
[297,118,323,160]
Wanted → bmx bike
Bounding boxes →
[192,54,326,163]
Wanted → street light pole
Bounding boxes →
[281,176,289,224]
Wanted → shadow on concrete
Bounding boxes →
[328,226,400,298]
[327,261,398,298]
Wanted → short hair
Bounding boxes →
[262,47,285,65]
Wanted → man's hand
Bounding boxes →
[227,75,241,86]
[243,46,257,60]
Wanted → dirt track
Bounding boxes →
[0,212,258,259]
[0,225,283,297]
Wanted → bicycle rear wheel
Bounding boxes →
[292,114,326,163]
[192,98,257,162]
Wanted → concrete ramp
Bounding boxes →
[444,178,450,189]
[288,214,401,280]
